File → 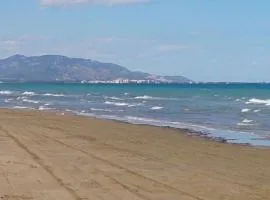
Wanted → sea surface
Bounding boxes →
[0,83,270,146]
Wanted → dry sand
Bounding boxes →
[0,109,270,200]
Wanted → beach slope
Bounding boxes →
[0,109,269,200]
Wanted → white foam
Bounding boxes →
[22,91,36,96]
[241,108,250,113]
[151,106,164,110]
[134,95,178,101]
[235,99,241,102]
[237,123,253,126]
[0,90,13,95]
[242,119,254,123]
[237,119,254,126]
[22,99,40,104]
[246,98,270,106]
[254,109,261,113]
[104,101,139,107]
[107,96,123,100]
[13,106,33,110]
[38,106,52,110]
[4,98,12,103]
[16,96,27,100]
[43,93,65,97]
[135,95,153,100]
[105,101,129,106]
[90,108,114,112]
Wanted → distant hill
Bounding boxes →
[0,54,192,83]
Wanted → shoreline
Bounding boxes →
[5,107,267,148]
[4,107,245,146]
[0,108,270,199]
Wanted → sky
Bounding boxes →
[0,0,270,82]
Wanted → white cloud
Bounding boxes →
[40,0,151,6]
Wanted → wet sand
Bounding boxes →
[0,109,270,200]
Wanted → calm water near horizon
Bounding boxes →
[0,83,270,146]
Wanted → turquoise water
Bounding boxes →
[1,83,270,146]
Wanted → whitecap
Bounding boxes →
[107,96,123,100]
[16,96,27,100]
[253,109,261,113]
[13,106,33,110]
[242,119,254,123]
[104,101,140,107]
[241,108,250,113]
[105,101,127,106]
[43,93,65,97]
[4,98,12,103]
[134,95,178,101]
[90,108,114,112]
[22,91,36,96]
[22,99,40,104]
[104,101,130,107]
[237,123,253,126]
[245,98,270,106]
[0,90,14,95]
[151,106,164,110]
[134,95,154,100]
[38,106,52,110]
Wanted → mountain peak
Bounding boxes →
[8,54,27,59]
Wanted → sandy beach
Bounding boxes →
[0,109,269,200]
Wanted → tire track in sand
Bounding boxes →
[0,125,81,200]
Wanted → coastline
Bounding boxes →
[0,108,270,199]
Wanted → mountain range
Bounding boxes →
[0,55,191,83]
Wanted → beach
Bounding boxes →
[0,109,270,200]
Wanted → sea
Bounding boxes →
[0,82,270,146]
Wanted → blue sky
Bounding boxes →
[0,0,270,82]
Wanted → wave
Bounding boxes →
[38,106,53,110]
[134,95,178,101]
[22,91,37,96]
[90,108,114,112]
[150,106,164,110]
[242,119,254,123]
[4,98,13,103]
[104,101,140,107]
[237,119,254,126]
[16,96,27,100]
[105,101,129,107]
[43,93,65,97]
[246,98,270,106]
[254,109,261,113]
[105,96,123,100]
[0,90,14,95]
[13,106,34,110]
[241,108,250,113]
[22,99,40,104]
